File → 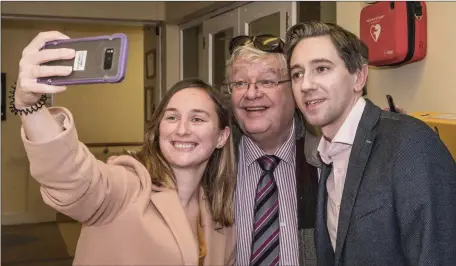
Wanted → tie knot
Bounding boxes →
[257,155,281,172]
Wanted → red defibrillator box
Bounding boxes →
[360,2,427,67]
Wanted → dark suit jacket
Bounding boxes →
[330,99,456,266]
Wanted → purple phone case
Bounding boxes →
[37,33,128,86]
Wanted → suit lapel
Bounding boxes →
[334,100,381,266]
[151,189,199,265]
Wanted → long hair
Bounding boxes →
[133,79,236,226]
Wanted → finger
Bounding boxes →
[20,78,67,94]
[23,31,70,55]
[396,106,407,114]
[33,48,75,65]
[30,65,73,78]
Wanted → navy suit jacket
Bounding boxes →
[329,99,456,266]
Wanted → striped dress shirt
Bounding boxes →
[235,122,300,266]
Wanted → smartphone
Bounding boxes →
[386,94,398,113]
[37,33,128,86]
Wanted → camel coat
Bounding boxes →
[21,107,236,266]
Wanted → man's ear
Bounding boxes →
[354,64,368,93]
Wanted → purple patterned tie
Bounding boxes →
[250,155,281,266]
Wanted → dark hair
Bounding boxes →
[133,78,236,226]
[285,21,369,96]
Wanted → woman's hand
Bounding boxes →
[15,31,75,109]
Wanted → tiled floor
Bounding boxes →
[2,222,81,266]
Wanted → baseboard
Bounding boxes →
[1,212,56,225]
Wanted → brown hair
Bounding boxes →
[285,21,369,96]
[133,79,236,226]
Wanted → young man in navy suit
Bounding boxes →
[286,21,456,266]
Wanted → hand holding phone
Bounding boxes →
[14,31,75,109]
[37,33,128,86]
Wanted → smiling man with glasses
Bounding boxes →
[224,34,321,266]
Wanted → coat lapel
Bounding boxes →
[334,100,381,266]
[199,187,223,230]
[151,189,199,265]
[199,189,226,264]
[199,187,223,246]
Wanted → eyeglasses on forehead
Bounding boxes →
[228,34,285,55]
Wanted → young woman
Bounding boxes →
[14,31,236,265]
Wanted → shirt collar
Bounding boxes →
[318,97,366,163]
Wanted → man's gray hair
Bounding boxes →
[224,43,288,81]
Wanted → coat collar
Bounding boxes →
[150,186,223,265]
[151,185,223,229]
[198,187,224,231]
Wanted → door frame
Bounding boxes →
[239,1,297,39]
[179,2,298,87]
[178,2,249,80]
[201,8,241,85]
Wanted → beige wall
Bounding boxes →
[1,20,144,224]
[1,1,219,23]
[165,1,213,23]
[1,1,165,21]
[337,2,456,113]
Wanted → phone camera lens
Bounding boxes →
[104,48,114,70]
